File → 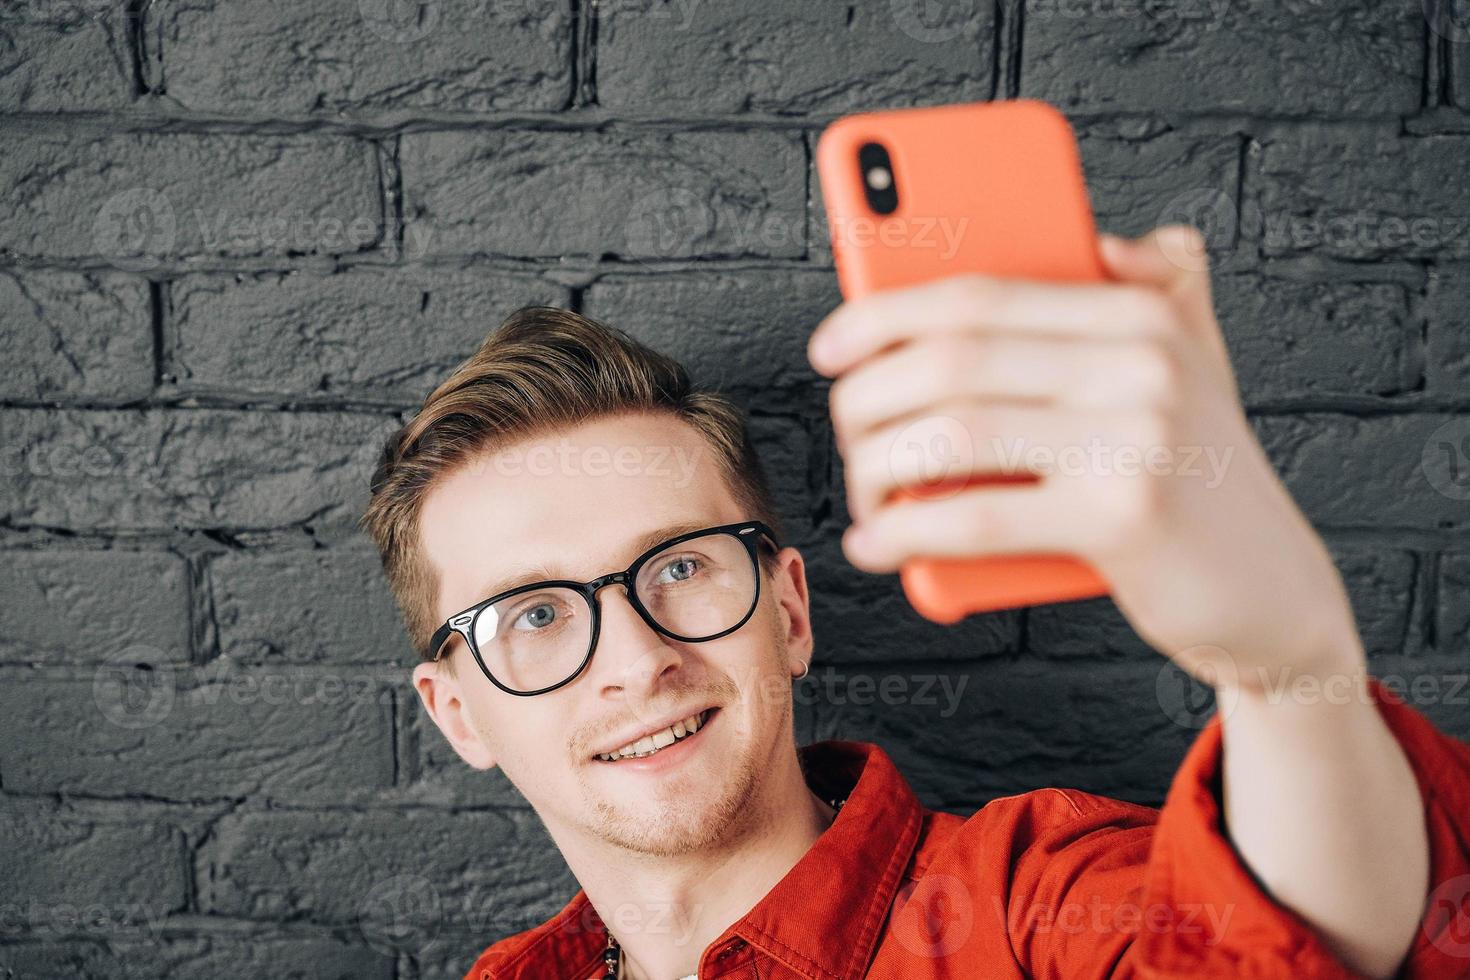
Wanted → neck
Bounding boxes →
[555,745,836,980]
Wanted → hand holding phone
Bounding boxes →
[814,99,1111,623]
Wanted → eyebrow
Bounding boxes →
[472,519,717,601]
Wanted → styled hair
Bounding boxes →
[360,306,785,662]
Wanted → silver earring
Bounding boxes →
[794,660,811,680]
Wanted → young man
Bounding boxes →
[362,226,1470,980]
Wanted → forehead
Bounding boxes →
[417,411,747,620]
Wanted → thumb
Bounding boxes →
[1099,225,1217,325]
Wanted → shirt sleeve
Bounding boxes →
[1132,675,1470,978]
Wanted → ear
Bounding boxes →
[412,658,498,770]
[770,547,815,678]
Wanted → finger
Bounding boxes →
[842,479,1105,572]
[842,405,1164,524]
[1100,226,1233,385]
[808,274,1180,377]
[828,334,1183,453]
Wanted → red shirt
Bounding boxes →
[464,680,1470,979]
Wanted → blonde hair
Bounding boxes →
[360,306,784,661]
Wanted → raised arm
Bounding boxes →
[808,226,1434,976]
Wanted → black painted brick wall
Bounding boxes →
[2,1,1469,977]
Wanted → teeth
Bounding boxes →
[597,710,709,762]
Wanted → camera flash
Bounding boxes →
[865,166,892,191]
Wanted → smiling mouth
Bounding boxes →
[594,708,717,762]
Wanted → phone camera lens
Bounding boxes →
[858,142,899,215]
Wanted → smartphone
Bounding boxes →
[815,99,1110,624]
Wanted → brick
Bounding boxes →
[1248,128,1470,261]
[1428,264,1470,394]
[0,800,187,922]
[0,937,392,980]
[1,131,382,262]
[0,268,153,402]
[805,658,1199,808]
[0,5,134,111]
[1333,546,1418,658]
[1254,413,1470,530]
[795,523,1022,665]
[583,269,840,399]
[1213,269,1422,402]
[1078,130,1241,243]
[1436,553,1470,655]
[401,130,805,259]
[0,674,394,801]
[401,698,529,809]
[746,413,812,542]
[0,408,394,532]
[211,544,411,665]
[1022,0,1421,116]
[1027,544,1416,659]
[170,269,567,402]
[598,0,992,113]
[0,549,189,665]
[147,0,571,115]
[202,809,574,938]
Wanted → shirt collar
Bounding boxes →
[731,738,926,979]
[476,740,925,980]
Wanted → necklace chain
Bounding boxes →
[600,795,848,980]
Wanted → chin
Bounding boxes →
[589,763,758,857]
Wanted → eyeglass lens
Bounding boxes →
[469,531,759,693]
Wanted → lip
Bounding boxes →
[590,704,718,759]
[594,707,720,774]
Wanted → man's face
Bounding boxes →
[413,410,813,857]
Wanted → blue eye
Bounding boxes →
[656,556,701,585]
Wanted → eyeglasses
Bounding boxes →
[428,520,781,697]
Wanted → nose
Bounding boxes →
[589,579,682,699]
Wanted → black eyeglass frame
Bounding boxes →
[427,520,781,697]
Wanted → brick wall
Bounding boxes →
[2,1,1469,977]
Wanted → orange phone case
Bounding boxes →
[815,99,1110,624]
